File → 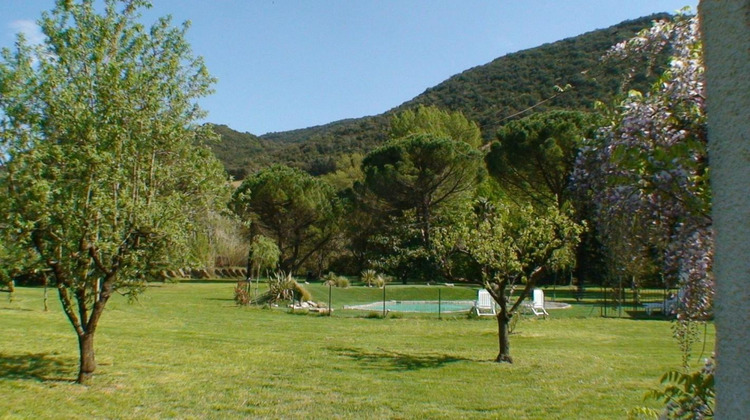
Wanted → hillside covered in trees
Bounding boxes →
[210,14,669,178]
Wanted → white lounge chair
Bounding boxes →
[530,288,549,318]
[643,290,683,316]
[472,289,496,316]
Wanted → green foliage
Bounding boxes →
[458,203,583,283]
[0,0,227,383]
[319,153,365,191]
[208,124,273,179]
[230,165,343,273]
[487,110,600,208]
[362,133,485,247]
[358,269,389,288]
[390,105,482,148]
[248,235,280,279]
[434,200,584,361]
[0,238,21,294]
[630,357,715,419]
[374,274,390,288]
[293,281,313,302]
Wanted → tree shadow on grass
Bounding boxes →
[0,352,75,382]
[327,346,472,371]
[0,307,34,312]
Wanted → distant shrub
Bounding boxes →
[323,272,350,288]
[360,269,377,287]
[292,281,313,302]
[374,274,390,289]
[234,281,251,306]
[362,310,401,319]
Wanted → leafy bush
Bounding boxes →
[630,356,715,420]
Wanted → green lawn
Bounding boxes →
[0,283,714,419]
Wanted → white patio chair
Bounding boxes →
[644,289,684,316]
[472,289,497,316]
[530,288,549,318]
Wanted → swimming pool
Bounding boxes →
[345,300,475,313]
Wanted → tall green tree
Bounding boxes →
[487,110,604,287]
[486,110,598,209]
[0,0,227,383]
[230,165,343,274]
[362,134,485,250]
[390,105,483,148]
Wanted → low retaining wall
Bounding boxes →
[161,267,248,280]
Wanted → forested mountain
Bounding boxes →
[211,14,669,179]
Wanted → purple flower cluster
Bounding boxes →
[573,14,713,321]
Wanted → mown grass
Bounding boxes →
[0,283,714,419]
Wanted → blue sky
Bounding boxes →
[1,1,697,135]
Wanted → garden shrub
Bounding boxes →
[251,271,312,305]
[374,274,390,289]
[234,281,251,306]
[629,355,715,419]
[360,269,390,288]
[292,281,313,302]
[323,272,350,288]
[360,269,377,287]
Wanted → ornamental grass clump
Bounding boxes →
[374,274,390,289]
[360,269,390,288]
[323,272,350,288]
[360,269,377,287]
[252,271,311,305]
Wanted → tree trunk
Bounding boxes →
[419,202,431,249]
[246,247,254,281]
[43,283,48,311]
[77,332,96,384]
[495,312,513,363]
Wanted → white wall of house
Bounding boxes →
[701,0,750,417]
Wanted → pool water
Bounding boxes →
[346,300,475,313]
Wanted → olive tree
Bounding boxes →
[0,0,227,383]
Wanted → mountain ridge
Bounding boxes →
[210,13,669,178]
